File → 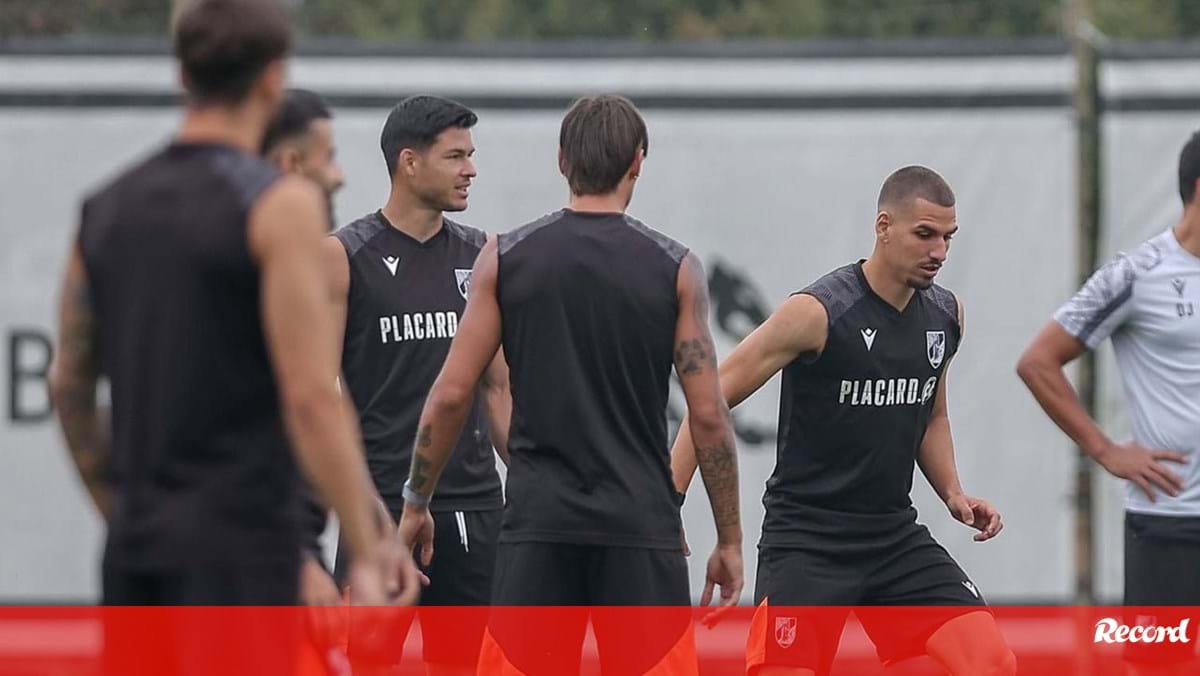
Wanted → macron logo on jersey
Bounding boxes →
[383,256,400,276]
[839,376,938,407]
[860,328,877,351]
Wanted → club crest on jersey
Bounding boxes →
[382,255,400,277]
[454,269,472,300]
[926,330,946,369]
[775,617,797,649]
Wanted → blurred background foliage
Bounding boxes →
[3,0,1199,42]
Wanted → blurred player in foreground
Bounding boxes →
[51,2,417,671]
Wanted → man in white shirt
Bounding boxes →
[1018,130,1200,673]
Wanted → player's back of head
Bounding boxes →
[1178,129,1200,206]
[261,88,331,155]
[558,95,648,196]
[173,0,292,105]
[877,165,955,212]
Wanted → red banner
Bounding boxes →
[0,606,1196,675]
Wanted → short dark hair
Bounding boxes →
[1178,130,1200,205]
[380,95,478,177]
[559,95,649,196]
[261,89,332,154]
[173,0,292,104]
[877,165,956,211]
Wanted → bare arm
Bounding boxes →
[49,242,112,519]
[1017,321,1185,499]
[397,236,503,564]
[670,292,827,493]
[480,348,512,465]
[918,301,1003,541]
[320,236,350,369]
[915,357,965,500]
[672,253,747,611]
[406,236,504,500]
[673,254,742,546]
[1016,321,1111,459]
[250,177,382,567]
[916,301,965,504]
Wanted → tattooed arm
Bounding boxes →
[673,254,741,542]
[669,292,827,493]
[50,242,113,520]
[672,253,744,608]
[398,236,504,563]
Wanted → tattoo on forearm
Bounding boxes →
[410,426,434,490]
[55,264,110,516]
[675,338,717,376]
[61,273,97,377]
[695,435,739,528]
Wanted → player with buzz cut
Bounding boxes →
[673,166,1016,676]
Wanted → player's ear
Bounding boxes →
[875,210,891,245]
[398,148,419,178]
[178,65,193,96]
[276,146,301,174]
[628,146,644,180]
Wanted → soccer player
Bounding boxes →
[325,95,510,675]
[262,88,344,223]
[1018,132,1200,673]
[672,166,1015,676]
[49,0,414,614]
[398,94,744,675]
[261,87,346,609]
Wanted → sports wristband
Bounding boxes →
[403,480,431,507]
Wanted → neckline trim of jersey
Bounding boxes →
[854,259,916,317]
[1165,226,1200,265]
[375,210,448,249]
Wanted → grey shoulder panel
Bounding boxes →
[797,264,863,326]
[498,210,565,256]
